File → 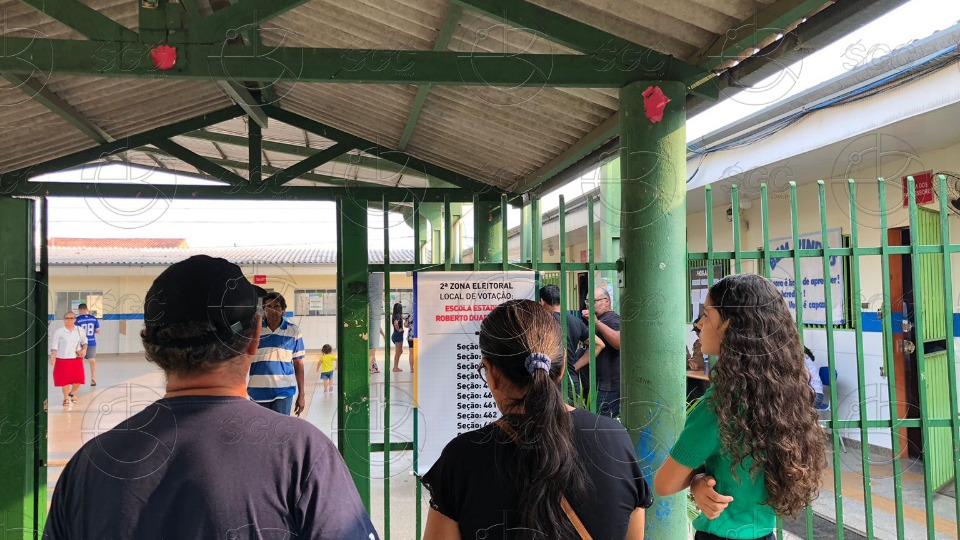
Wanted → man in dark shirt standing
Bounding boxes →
[44,255,378,540]
[582,287,622,418]
[539,285,589,404]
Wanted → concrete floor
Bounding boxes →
[46,353,957,539]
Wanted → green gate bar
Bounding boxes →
[906,176,937,540]
[787,183,817,540]
[937,175,960,531]
[559,196,569,399]
[501,194,509,274]
[35,197,49,535]
[877,177,907,539]
[619,80,688,539]
[587,196,597,414]
[847,179,876,538]
[0,198,41,540]
[817,181,845,539]
[336,196,372,509]
[758,185,786,540]
[382,197,392,540]
[412,199,423,540]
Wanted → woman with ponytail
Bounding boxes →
[423,299,651,539]
[655,274,826,540]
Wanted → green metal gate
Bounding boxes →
[345,193,618,539]
[688,178,960,540]
[915,208,952,491]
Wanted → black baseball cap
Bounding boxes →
[143,255,266,347]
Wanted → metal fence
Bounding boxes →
[350,193,620,539]
[688,177,959,540]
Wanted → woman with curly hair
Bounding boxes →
[655,274,825,540]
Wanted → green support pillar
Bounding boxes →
[400,205,431,264]
[420,205,442,265]
[0,198,43,540]
[449,203,463,263]
[600,158,622,312]
[418,217,430,264]
[336,196,371,510]
[521,202,533,263]
[475,201,502,263]
[619,81,687,539]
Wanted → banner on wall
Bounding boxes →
[414,271,536,475]
[689,265,723,320]
[768,229,845,325]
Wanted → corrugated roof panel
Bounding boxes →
[41,77,232,139]
[0,79,97,171]
[523,0,709,60]
[265,0,441,51]
[280,84,419,148]
[0,0,833,192]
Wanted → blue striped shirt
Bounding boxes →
[248,319,305,402]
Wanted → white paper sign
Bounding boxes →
[414,271,536,475]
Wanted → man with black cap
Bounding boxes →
[44,255,378,539]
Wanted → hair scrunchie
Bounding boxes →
[524,352,552,374]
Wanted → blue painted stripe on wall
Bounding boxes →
[859,312,960,337]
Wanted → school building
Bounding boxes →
[47,237,414,353]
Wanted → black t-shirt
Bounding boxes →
[43,396,378,540]
[422,409,652,539]
[596,310,622,392]
[552,311,589,370]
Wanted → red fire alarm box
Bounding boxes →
[254,275,267,285]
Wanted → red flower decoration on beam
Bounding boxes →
[641,86,670,123]
[150,45,177,71]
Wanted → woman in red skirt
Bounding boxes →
[50,311,87,407]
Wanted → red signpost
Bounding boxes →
[903,171,933,206]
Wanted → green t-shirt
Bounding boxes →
[670,389,776,539]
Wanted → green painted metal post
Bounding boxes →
[412,200,423,540]
[521,202,532,263]
[936,174,960,532]
[336,196,371,510]
[877,179,907,539]
[382,197,392,539]
[619,80,687,538]
[249,117,262,185]
[475,201,502,263]
[0,198,42,540]
[419,205,442,265]
[448,203,463,263]
[600,158,622,312]
[817,181,845,539]
[905,177,937,540]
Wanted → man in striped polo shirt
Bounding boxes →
[248,292,306,416]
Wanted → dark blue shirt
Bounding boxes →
[74,314,99,347]
[44,396,378,540]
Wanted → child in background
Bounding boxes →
[317,344,337,394]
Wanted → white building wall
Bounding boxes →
[48,264,412,355]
